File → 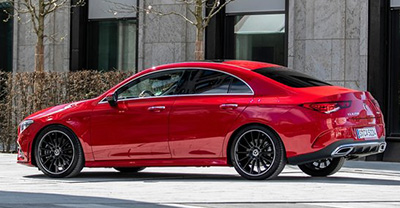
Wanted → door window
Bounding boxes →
[229,77,253,94]
[117,70,184,99]
[191,70,252,94]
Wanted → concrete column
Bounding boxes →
[288,0,369,91]
[138,1,196,71]
[13,0,71,72]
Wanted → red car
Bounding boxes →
[17,60,386,180]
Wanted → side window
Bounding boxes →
[174,69,198,95]
[229,78,252,94]
[190,69,253,95]
[193,70,232,94]
[117,70,184,99]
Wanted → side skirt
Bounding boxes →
[85,158,229,168]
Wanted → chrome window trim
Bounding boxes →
[98,67,255,104]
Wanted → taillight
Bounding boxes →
[301,101,352,114]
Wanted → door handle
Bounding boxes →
[220,103,238,110]
[148,106,166,112]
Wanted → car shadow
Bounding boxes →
[24,171,400,186]
[275,175,400,186]
[25,171,244,182]
[0,190,174,207]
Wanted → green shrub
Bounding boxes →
[0,71,132,153]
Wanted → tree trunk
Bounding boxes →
[33,1,45,110]
[35,1,45,72]
[34,34,45,110]
[35,40,44,73]
[195,27,205,61]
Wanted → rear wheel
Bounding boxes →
[35,125,84,178]
[114,167,146,173]
[298,157,345,177]
[230,125,286,180]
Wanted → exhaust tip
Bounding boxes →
[331,146,354,157]
[378,142,387,153]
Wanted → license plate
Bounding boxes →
[356,127,378,140]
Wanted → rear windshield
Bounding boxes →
[253,67,332,88]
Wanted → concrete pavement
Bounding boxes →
[0,153,399,208]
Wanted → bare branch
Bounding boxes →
[45,0,69,14]
[204,0,234,27]
[149,9,196,26]
[106,0,196,25]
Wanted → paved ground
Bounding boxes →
[0,153,399,208]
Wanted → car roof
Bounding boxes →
[154,60,282,72]
[221,60,281,70]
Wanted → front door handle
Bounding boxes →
[220,103,239,110]
[148,106,166,112]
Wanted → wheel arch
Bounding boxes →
[226,122,286,166]
[30,123,85,167]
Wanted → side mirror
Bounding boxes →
[106,93,118,107]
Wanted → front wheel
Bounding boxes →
[230,126,286,180]
[298,157,345,177]
[35,125,84,178]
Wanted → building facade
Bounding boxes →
[0,0,399,161]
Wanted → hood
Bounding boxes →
[25,99,94,120]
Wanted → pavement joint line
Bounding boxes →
[339,170,400,177]
[165,204,206,208]
[168,200,400,205]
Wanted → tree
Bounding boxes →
[110,0,235,61]
[4,0,85,72]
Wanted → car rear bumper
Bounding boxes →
[287,137,386,165]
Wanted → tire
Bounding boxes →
[114,167,146,173]
[298,157,345,177]
[230,125,286,180]
[34,125,84,178]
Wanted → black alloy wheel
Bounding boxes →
[231,126,286,180]
[298,157,345,177]
[35,125,84,178]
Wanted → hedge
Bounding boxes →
[0,71,132,153]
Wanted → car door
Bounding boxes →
[169,69,254,158]
[90,69,185,161]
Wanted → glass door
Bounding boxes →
[389,9,400,136]
[233,14,285,65]
[0,3,13,72]
[224,13,286,66]
[87,19,137,72]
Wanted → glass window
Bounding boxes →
[117,70,184,99]
[87,19,137,72]
[193,70,232,94]
[392,0,400,7]
[226,0,285,14]
[190,70,252,94]
[234,14,285,65]
[89,0,137,20]
[0,3,13,72]
[229,78,252,94]
[254,67,332,88]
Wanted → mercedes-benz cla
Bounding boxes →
[17,60,386,180]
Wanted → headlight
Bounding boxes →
[19,120,34,134]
